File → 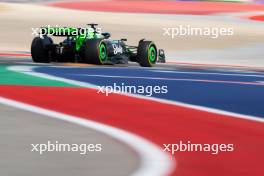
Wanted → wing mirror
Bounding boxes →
[102,32,111,39]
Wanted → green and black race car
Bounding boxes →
[31,24,165,67]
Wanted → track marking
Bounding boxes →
[8,66,97,88]
[48,1,264,15]
[8,65,264,86]
[166,61,264,71]
[8,65,264,122]
[0,52,31,57]
[69,73,264,86]
[150,70,264,78]
[0,96,175,176]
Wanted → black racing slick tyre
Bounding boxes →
[81,39,108,64]
[137,41,157,67]
[31,36,53,63]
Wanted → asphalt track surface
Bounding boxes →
[1,1,264,176]
[0,103,138,176]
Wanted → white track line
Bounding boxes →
[7,66,264,86]
[0,97,175,176]
[8,65,264,123]
[166,61,264,70]
[68,73,264,86]
[150,70,264,78]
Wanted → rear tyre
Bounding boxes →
[137,41,157,67]
[31,36,53,63]
[81,39,108,64]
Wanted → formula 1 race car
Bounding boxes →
[31,24,165,67]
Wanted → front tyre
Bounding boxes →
[81,39,108,64]
[137,41,157,67]
[31,36,52,63]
